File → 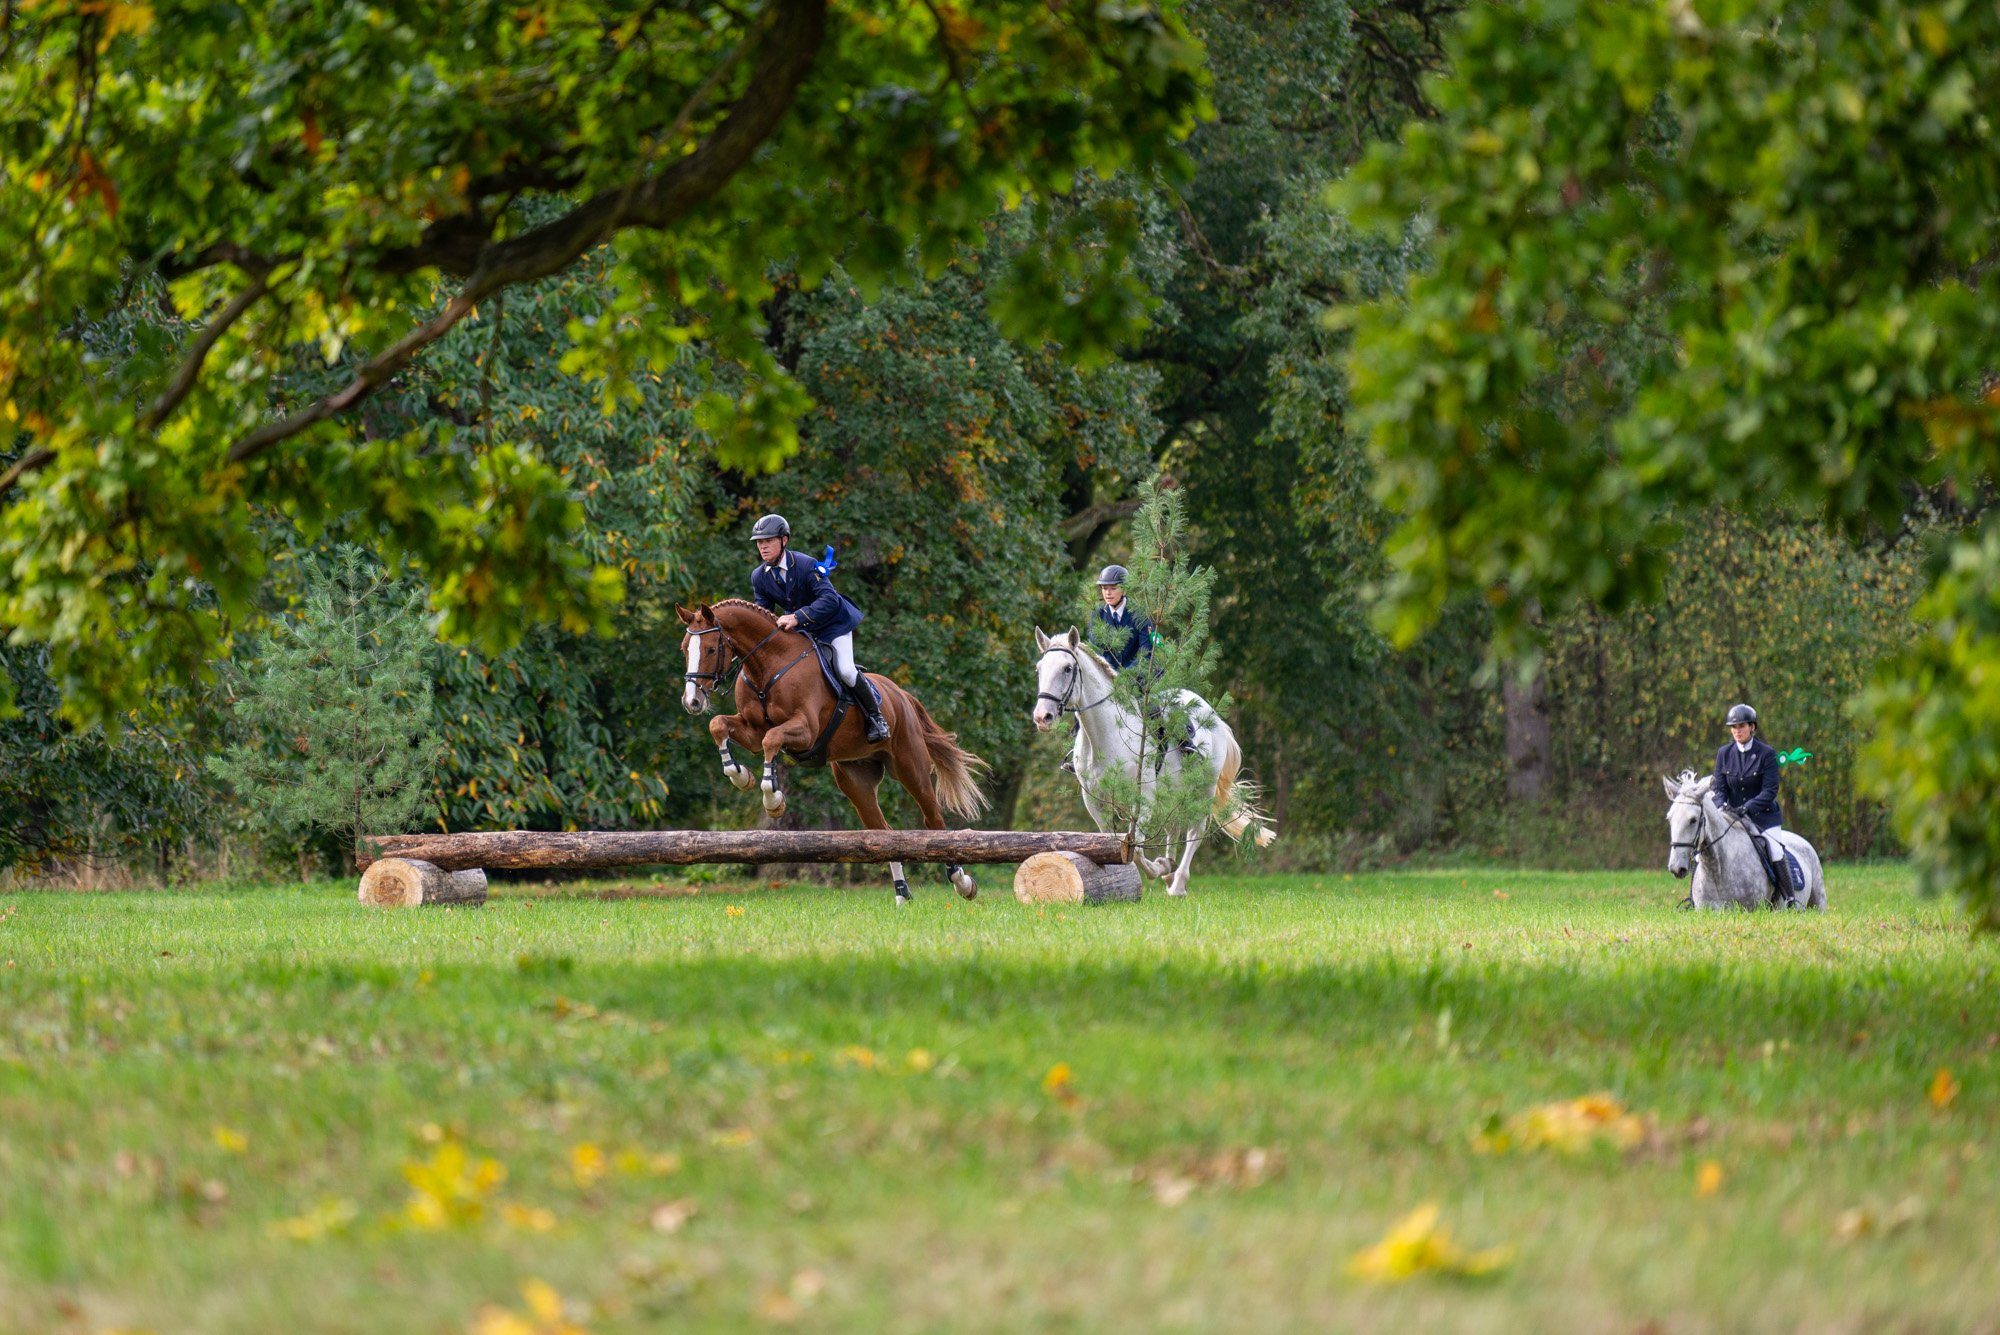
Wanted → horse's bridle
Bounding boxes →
[1670,797,1755,867]
[1036,646,1114,716]
[683,617,806,724]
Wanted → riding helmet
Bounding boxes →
[1725,703,1758,727]
[1095,564,1128,586]
[750,513,791,541]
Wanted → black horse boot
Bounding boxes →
[851,676,891,743]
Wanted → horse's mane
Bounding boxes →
[1075,639,1114,674]
[709,598,776,623]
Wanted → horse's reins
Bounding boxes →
[1037,646,1115,717]
[1670,796,1762,884]
[684,618,811,728]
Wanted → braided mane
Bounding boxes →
[708,598,776,623]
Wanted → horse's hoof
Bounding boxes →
[725,766,753,790]
[761,792,786,815]
[894,879,910,906]
[952,870,977,900]
[1167,885,1188,898]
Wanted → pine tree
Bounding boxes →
[212,549,443,871]
[1084,479,1232,851]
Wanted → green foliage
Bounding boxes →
[212,548,443,855]
[0,643,214,873]
[0,0,1206,725]
[1335,0,2000,914]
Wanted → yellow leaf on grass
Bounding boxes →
[569,1143,607,1189]
[499,1202,557,1232]
[1695,1160,1724,1198]
[213,1126,248,1153]
[269,1197,359,1241]
[468,1278,590,1335]
[1474,1093,1645,1155]
[1042,1062,1080,1108]
[1347,1204,1512,1283]
[1929,1067,1959,1110]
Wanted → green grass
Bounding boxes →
[1,866,1994,1333]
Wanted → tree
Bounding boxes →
[1335,0,2000,917]
[212,548,442,867]
[0,0,1206,724]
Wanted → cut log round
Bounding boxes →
[1013,851,1142,905]
[357,858,488,908]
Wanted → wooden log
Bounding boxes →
[356,828,1130,873]
[357,858,489,908]
[1013,851,1142,905]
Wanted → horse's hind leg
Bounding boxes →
[833,759,909,906]
[883,722,976,900]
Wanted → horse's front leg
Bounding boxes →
[1164,825,1202,898]
[759,719,816,816]
[708,714,760,791]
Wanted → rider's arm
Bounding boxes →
[794,568,843,631]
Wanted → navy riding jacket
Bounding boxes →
[1712,738,1784,830]
[1089,601,1155,673]
[750,549,863,642]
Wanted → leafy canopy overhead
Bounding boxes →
[1335,0,2000,919]
[0,0,1206,723]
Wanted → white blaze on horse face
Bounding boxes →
[1031,649,1069,730]
[1666,795,1700,878]
[681,635,705,713]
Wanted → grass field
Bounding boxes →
[1,865,1994,1333]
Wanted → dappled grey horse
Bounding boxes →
[1664,770,1826,911]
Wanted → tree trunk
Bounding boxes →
[1502,664,1551,802]
[358,828,1131,872]
[357,858,488,908]
[1013,851,1142,904]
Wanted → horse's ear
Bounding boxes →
[1035,627,1050,652]
[698,602,714,619]
[675,604,693,625]
[1693,775,1714,797]
[1661,775,1678,799]
[1063,626,1080,647]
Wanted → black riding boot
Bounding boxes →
[851,676,890,743]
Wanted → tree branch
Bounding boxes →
[142,270,274,430]
[222,0,827,467]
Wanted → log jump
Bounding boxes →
[353,828,1141,907]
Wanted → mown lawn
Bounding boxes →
[0,865,1993,1333]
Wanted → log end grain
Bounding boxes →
[358,859,488,908]
[1013,851,1142,906]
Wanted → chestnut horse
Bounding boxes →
[677,599,989,904]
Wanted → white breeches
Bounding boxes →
[1761,824,1786,861]
[827,633,858,687]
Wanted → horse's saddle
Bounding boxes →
[783,641,880,769]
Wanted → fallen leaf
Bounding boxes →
[1347,1203,1511,1283]
[212,1126,247,1154]
[1929,1067,1959,1110]
[1695,1160,1723,1198]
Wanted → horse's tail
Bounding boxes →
[906,691,991,820]
[1212,739,1278,847]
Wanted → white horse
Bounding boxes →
[1030,627,1275,896]
[1663,770,1826,910]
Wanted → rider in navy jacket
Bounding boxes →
[1711,702,1789,877]
[750,548,862,641]
[748,513,886,741]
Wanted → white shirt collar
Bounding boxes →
[1736,739,1753,753]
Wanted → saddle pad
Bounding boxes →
[808,640,880,704]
